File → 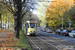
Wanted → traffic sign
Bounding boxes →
[69,22,71,25]
[69,20,71,25]
[69,20,71,22]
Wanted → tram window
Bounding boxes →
[28,24,29,28]
[26,23,29,28]
[30,23,35,28]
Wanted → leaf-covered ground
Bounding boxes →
[0,30,10,33]
[0,30,32,50]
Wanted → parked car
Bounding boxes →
[69,30,75,38]
[55,29,63,35]
[40,27,43,31]
[42,28,46,32]
[46,29,52,33]
[60,30,71,36]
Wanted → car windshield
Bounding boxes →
[56,29,60,31]
[67,30,71,32]
[30,23,35,28]
[71,30,75,33]
[63,30,67,32]
[43,28,45,30]
[58,29,60,30]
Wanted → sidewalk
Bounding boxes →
[0,30,31,50]
[0,30,16,49]
[0,30,13,42]
[0,30,12,33]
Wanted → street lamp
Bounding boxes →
[61,8,63,30]
[30,15,31,21]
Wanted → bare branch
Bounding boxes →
[7,8,14,14]
[0,1,15,14]
[21,10,28,18]
[22,0,25,5]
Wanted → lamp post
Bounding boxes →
[8,16,9,29]
[61,8,63,30]
[30,15,31,21]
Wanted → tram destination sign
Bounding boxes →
[31,21,35,23]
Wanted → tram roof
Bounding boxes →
[26,21,37,23]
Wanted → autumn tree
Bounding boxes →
[37,0,49,26]
[64,6,75,27]
[46,0,74,27]
[2,11,14,29]
[0,1,7,30]
[0,0,36,39]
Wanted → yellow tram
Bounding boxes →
[24,21,37,35]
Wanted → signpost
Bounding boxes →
[69,20,71,29]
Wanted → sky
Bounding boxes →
[32,0,52,15]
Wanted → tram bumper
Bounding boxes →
[30,33,37,35]
[26,32,37,35]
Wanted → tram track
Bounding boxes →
[26,36,58,50]
[38,33,75,45]
[26,36,41,50]
[26,32,75,50]
[36,37,60,50]
[37,35,75,50]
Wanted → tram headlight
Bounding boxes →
[34,31,35,32]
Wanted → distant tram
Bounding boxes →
[24,21,37,35]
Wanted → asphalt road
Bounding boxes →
[26,29,75,50]
[37,29,75,43]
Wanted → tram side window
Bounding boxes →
[30,23,35,28]
[28,24,29,28]
[26,23,29,28]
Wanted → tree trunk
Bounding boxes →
[5,22,6,30]
[14,18,20,39]
[0,14,2,30]
[8,17,9,29]
[14,0,22,39]
[19,21,22,30]
[1,18,2,30]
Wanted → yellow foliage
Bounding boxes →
[46,0,74,26]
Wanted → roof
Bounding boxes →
[26,21,37,23]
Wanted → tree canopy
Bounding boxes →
[46,0,74,26]
[64,6,75,26]
[37,0,49,26]
[0,0,37,38]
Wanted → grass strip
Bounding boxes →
[16,30,32,50]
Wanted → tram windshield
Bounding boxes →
[30,23,35,28]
